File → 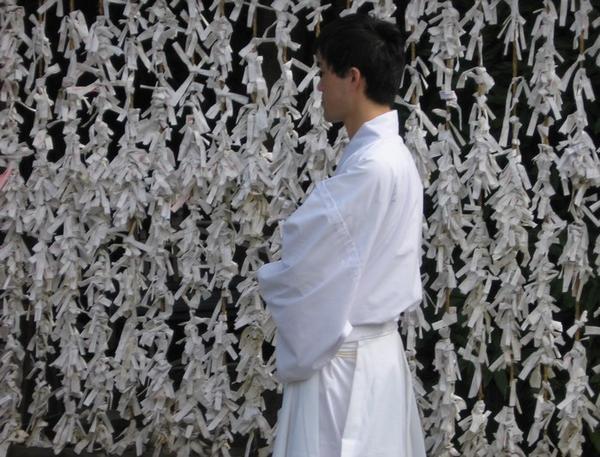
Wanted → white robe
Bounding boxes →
[257,111,426,457]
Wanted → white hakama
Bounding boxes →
[272,322,426,457]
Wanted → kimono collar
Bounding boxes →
[336,110,399,172]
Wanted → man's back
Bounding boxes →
[325,111,423,324]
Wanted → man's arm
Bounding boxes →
[257,158,387,382]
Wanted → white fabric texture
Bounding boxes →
[257,110,423,383]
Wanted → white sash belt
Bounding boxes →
[345,320,397,342]
[335,321,397,360]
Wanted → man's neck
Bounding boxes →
[344,103,392,139]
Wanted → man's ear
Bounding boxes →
[348,67,365,93]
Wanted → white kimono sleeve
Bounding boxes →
[257,161,382,383]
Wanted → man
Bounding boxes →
[256,13,427,457]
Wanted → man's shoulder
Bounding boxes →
[344,135,410,174]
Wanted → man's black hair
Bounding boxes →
[315,14,405,107]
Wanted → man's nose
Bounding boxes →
[317,79,323,92]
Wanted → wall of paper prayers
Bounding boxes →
[1,0,600,456]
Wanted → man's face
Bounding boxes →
[316,55,353,123]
